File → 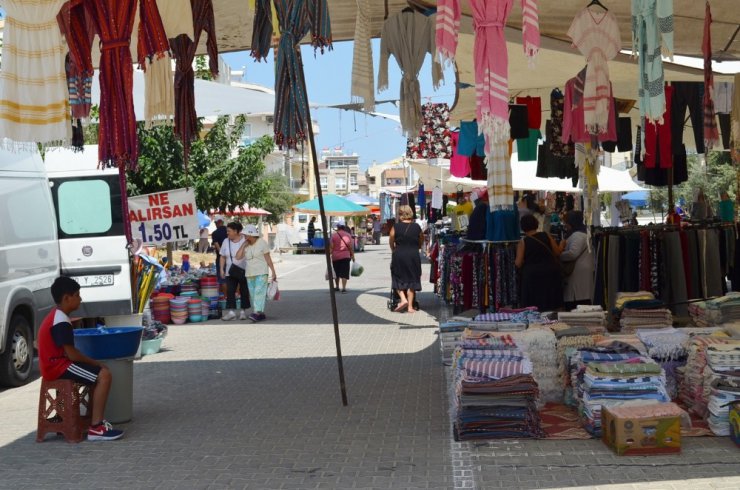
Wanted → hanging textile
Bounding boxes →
[406,102,452,159]
[170,0,219,162]
[436,0,540,150]
[251,0,333,149]
[488,137,514,209]
[0,0,70,150]
[350,0,375,112]
[562,68,617,144]
[418,182,426,220]
[702,2,720,151]
[57,0,94,121]
[631,0,674,125]
[378,9,443,138]
[732,74,740,157]
[567,7,621,135]
[84,0,170,169]
[139,1,176,127]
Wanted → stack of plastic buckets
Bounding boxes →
[151,293,174,324]
[199,276,220,319]
[201,298,210,318]
[169,297,189,324]
[187,298,203,322]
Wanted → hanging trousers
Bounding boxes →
[671,82,705,154]
[644,86,673,168]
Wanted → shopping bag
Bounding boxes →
[351,260,364,277]
[267,280,280,301]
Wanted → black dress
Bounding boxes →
[520,232,563,311]
[390,222,422,291]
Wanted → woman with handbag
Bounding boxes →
[237,224,277,322]
[219,222,250,321]
[389,205,424,313]
[515,214,564,311]
[330,223,355,293]
[560,210,593,310]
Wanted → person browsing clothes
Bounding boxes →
[330,223,355,293]
[389,205,424,313]
[220,221,251,321]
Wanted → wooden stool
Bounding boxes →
[36,378,93,443]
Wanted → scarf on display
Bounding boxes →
[350,0,375,112]
[702,2,720,150]
[251,0,333,149]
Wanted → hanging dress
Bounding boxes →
[702,2,720,151]
[567,7,621,135]
[378,10,443,138]
[0,0,70,149]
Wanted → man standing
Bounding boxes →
[372,217,382,245]
[211,216,228,294]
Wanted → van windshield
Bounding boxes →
[51,175,124,238]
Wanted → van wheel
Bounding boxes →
[0,314,33,387]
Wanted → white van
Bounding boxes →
[43,146,133,318]
[0,150,60,386]
[0,146,132,386]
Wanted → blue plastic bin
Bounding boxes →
[73,327,144,360]
[311,237,325,248]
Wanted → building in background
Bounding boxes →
[317,148,366,195]
[366,158,413,197]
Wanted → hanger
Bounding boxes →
[586,0,608,11]
[402,6,415,13]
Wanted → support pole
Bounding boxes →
[298,49,348,406]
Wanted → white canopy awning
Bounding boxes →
[513,161,646,193]
[91,70,276,122]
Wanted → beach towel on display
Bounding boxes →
[0,0,70,149]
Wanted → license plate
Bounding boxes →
[73,274,114,287]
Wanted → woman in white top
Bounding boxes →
[237,224,277,322]
[219,222,250,321]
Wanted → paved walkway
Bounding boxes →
[0,240,738,489]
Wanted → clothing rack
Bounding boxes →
[461,238,519,245]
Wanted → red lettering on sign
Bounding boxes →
[159,193,170,205]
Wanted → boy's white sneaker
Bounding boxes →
[221,310,236,321]
[238,310,247,321]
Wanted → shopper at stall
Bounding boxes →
[307,216,317,243]
[38,276,124,441]
[389,205,424,313]
[198,227,210,253]
[466,188,489,240]
[211,216,228,294]
[330,223,355,293]
[718,191,735,223]
[560,210,593,310]
[220,221,250,321]
[515,214,564,311]
[237,224,277,322]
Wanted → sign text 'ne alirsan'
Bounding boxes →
[128,188,199,245]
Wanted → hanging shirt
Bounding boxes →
[406,103,453,159]
[702,3,720,151]
[449,132,472,178]
[562,70,617,144]
[378,10,443,138]
[0,0,70,149]
[631,0,674,124]
[567,7,621,135]
[431,186,444,209]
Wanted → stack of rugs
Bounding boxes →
[619,306,673,332]
[614,291,655,310]
[468,308,543,332]
[689,293,740,328]
[636,328,690,398]
[570,349,670,436]
[678,334,734,418]
[558,306,607,335]
[704,342,740,435]
[452,331,544,440]
[439,321,468,365]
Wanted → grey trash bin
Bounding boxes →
[102,357,135,424]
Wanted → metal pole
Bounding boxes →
[297,49,348,406]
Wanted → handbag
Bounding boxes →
[526,234,566,278]
[227,241,246,279]
[267,280,280,300]
[560,237,587,277]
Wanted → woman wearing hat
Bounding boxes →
[560,210,593,310]
[237,224,277,322]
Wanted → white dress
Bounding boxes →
[0,0,71,148]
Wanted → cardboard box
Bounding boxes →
[730,402,740,448]
[602,406,681,456]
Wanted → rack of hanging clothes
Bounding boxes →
[434,236,520,314]
[592,221,737,316]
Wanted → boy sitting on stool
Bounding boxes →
[38,277,124,441]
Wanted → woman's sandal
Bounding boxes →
[394,302,408,312]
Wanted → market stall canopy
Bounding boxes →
[293,194,369,216]
[513,161,646,193]
[207,1,738,60]
[90,70,275,121]
[621,190,650,207]
[344,193,379,205]
[214,206,272,217]
[409,160,486,193]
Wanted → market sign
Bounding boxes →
[128,188,198,245]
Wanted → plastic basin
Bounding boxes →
[140,338,163,356]
[74,327,144,360]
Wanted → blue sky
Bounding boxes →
[223,40,456,170]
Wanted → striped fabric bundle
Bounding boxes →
[679,335,732,417]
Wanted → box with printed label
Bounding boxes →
[602,406,681,456]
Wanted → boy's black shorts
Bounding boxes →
[59,362,101,385]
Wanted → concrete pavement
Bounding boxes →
[0,240,738,489]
